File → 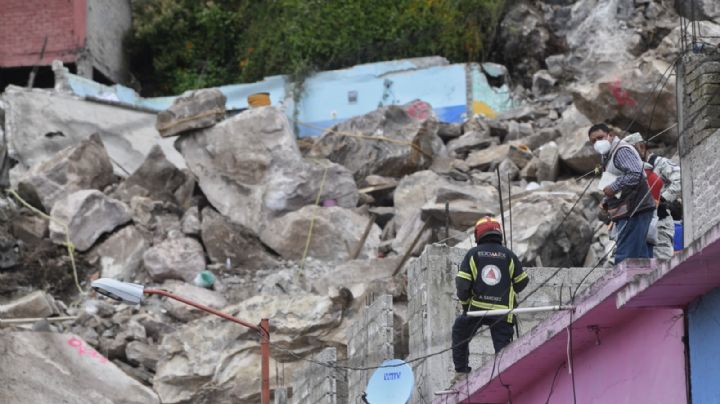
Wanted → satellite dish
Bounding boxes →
[364,359,414,404]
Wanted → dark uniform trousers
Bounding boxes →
[452,314,514,372]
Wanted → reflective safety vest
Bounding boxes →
[456,243,528,323]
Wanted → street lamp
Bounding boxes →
[91,278,271,404]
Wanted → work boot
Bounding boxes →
[448,368,471,387]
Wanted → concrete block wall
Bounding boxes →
[407,244,611,403]
[346,295,394,403]
[291,347,347,404]
[679,47,720,244]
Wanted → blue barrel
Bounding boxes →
[674,221,684,251]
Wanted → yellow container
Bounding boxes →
[248,92,271,107]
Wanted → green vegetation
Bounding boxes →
[126,0,506,95]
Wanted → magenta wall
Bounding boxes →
[514,309,687,404]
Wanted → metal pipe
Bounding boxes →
[144,289,270,404]
[465,305,574,317]
[260,318,271,404]
[495,167,507,245]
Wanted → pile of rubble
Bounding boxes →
[1,0,716,402]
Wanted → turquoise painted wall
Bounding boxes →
[61,58,514,137]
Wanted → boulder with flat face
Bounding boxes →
[17,134,114,211]
[90,225,148,281]
[142,237,206,282]
[308,102,445,182]
[49,190,131,252]
[260,205,381,261]
[176,106,357,235]
[112,145,187,204]
[0,331,159,404]
[156,88,226,138]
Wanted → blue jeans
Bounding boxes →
[615,209,654,264]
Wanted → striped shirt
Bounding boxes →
[608,147,643,193]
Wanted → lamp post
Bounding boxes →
[91,278,271,404]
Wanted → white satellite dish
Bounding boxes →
[364,359,414,404]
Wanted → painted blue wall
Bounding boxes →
[61,57,514,137]
[689,287,720,404]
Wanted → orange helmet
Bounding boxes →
[474,217,502,243]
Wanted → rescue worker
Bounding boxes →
[451,217,529,380]
[589,124,656,264]
[624,132,682,260]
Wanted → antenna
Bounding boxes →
[364,359,414,404]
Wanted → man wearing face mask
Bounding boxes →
[589,124,656,264]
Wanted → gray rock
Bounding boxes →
[17,134,114,211]
[125,341,161,371]
[156,88,226,138]
[200,207,277,268]
[498,2,552,86]
[10,213,48,244]
[465,144,511,171]
[557,105,599,174]
[391,212,433,256]
[49,190,131,252]
[535,141,560,182]
[308,103,445,181]
[507,144,534,169]
[143,237,206,282]
[545,54,566,78]
[260,206,381,261]
[176,106,357,235]
[419,183,500,228]
[112,145,187,204]
[572,58,678,143]
[0,291,57,318]
[0,226,18,269]
[446,130,497,159]
[0,331,159,404]
[674,0,720,20]
[91,225,148,281]
[154,295,341,403]
[159,280,227,322]
[437,122,464,139]
[180,206,201,236]
[498,158,520,182]
[532,70,558,98]
[393,170,446,229]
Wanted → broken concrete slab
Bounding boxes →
[176,106,358,235]
[17,134,115,211]
[200,207,278,268]
[156,88,226,138]
[0,331,159,404]
[0,291,58,319]
[143,237,206,282]
[90,225,148,281]
[260,206,381,261]
[2,86,185,177]
[49,190,131,252]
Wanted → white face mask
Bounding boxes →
[594,139,612,155]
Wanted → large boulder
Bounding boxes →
[497,2,553,86]
[112,145,188,204]
[308,102,445,182]
[143,237,206,282]
[674,0,720,20]
[393,170,446,229]
[465,144,511,171]
[17,134,114,211]
[260,206,381,261]
[0,331,159,404]
[446,130,497,159]
[507,187,594,267]
[156,88,226,138]
[90,225,148,281]
[557,106,599,174]
[176,107,357,235]
[49,190,131,252]
[420,183,500,229]
[200,207,278,268]
[572,57,678,143]
[154,295,342,403]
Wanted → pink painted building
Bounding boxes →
[0,0,131,85]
